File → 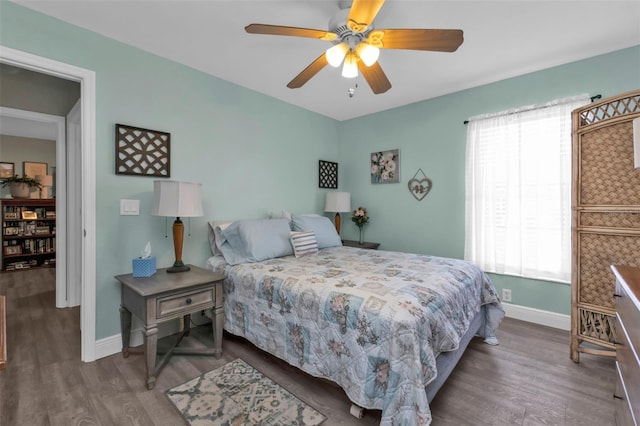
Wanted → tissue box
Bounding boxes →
[132,256,156,277]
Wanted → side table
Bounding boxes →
[342,240,380,250]
[115,265,225,389]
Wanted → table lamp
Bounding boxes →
[35,175,53,199]
[324,191,351,235]
[151,180,203,273]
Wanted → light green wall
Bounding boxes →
[2,2,639,340]
[1,2,341,339]
[338,45,640,315]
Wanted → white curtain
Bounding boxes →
[464,94,590,283]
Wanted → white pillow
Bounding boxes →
[290,231,318,257]
[270,210,322,225]
[268,211,287,220]
[207,220,234,256]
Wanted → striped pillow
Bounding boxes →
[290,231,318,257]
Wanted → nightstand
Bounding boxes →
[342,240,380,250]
[115,265,225,390]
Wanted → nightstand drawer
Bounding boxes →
[157,288,214,319]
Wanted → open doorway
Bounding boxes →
[1,105,70,306]
[0,46,97,362]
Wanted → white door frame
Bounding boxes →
[66,99,82,308]
[0,46,97,362]
[0,106,68,307]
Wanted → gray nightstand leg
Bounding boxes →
[183,314,191,336]
[119,306,132,358]
[211,304,223,357]
[144,324,158,390]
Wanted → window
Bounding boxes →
[464,95,590,283]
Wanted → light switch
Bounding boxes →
[120,199,140,216]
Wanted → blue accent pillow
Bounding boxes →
[291,214,342,249]
[216,218,293,265]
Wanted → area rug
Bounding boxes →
[166,358,326,425]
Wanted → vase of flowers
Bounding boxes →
[351,207,369,244]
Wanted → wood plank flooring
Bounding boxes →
[0,268,616,425]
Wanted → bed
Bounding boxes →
[205,215,504,425]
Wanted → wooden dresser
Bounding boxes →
[612,265,640,426]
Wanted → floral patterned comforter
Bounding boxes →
[206,246,504,425]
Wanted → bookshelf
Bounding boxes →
[1,199,56,271]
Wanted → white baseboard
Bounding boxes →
[94,320,183,360]
[502,302,570,331]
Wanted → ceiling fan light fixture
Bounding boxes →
[356,42,380,66]
[326,42,349,67]
[244,0,464,94]
[341,52,358,78]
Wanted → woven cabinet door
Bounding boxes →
[571,90,640,362]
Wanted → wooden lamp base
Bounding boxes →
[168,217,190,273]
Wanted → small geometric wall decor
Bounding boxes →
[408,168,432,201]
[115,123,170,177]
[319,160,338,188]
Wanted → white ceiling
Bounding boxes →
[11,0,640,121]
[0,115,57,141]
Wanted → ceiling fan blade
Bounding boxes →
[245,23,337,41]
[370,29,463,52]
[358,61,391,94]
[287,53,329,89]
[347,0,386,33]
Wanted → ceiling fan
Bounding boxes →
[245,0,463,95]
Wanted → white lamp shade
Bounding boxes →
[325,192,351,213]
[341,52,358,78]
[356,42,380,67]
[326,42,348,67]
[151,180,203,217]
[35,175,53,186]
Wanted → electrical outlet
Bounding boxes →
[502,288,512,303]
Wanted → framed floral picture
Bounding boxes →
[371,149,399,184]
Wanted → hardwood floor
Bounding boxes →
[0,268,616,425]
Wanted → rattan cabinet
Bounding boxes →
[570,90,640,362]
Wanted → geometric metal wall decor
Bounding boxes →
[115,123,170,177]
[318,160,338,188]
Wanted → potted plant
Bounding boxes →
[1,175,42,199]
